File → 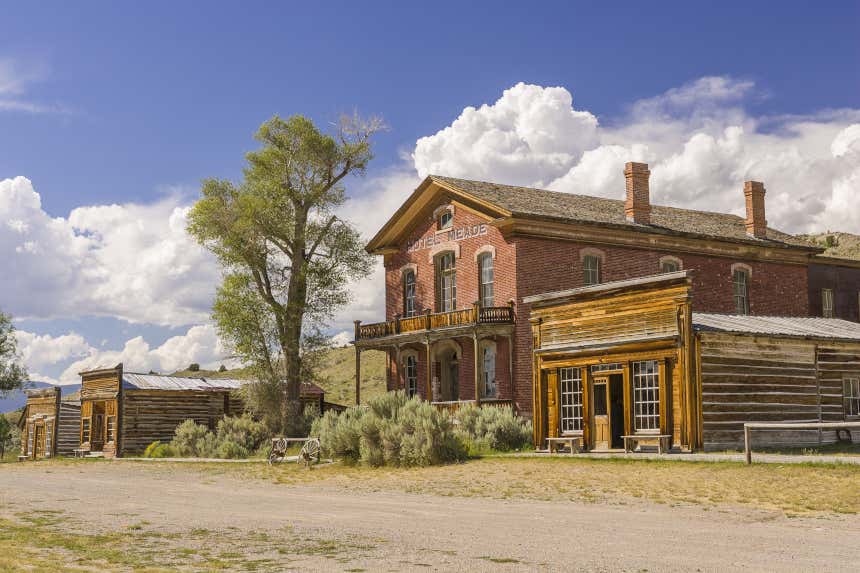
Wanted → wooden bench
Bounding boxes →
[546,436,583,455]
[622,434,671,454]
[17,455,28,462]
[72,448,89,458]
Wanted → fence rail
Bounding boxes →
[743,421,860,464]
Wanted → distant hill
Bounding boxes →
[799,232,860,261]
[0,381,82,414]
[171,346,387,406]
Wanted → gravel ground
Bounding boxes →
[1,461,858,572]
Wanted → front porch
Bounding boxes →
[352,302,516,409]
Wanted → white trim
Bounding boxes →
[659,255,683,272]
[579,247,605,262]
[400,263,418,276]
[432,203,454,220]
[474,244,496,261]
[428,242,460,262]
[731,262,753,277]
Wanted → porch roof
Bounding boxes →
[692,313,860,341]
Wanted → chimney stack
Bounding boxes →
[624,162,651,225]
[743,181,767,239]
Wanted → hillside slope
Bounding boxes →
[799,231,860,260]
[171,346,387,406]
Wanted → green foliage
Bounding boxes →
[311,392,467,467]
[142,441,177,458]
[0,310,27,396]
[0,414,17,458]
[187,114,380,436]
[166,414,271,459]
[453,404,533,453]
[188,363,200,372]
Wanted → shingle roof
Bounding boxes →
[430,175,816,250]
[692,313,860,341]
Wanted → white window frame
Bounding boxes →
[438,209,453,230]
[27,421,35,456]
[732,268,750,315]
[844,378,860,418]
[632,360,660,433]
[583,255,601,286]
[45,419,53,458]
[822,288,834,318]
[436,251,457,312]
[478,252,494,307]
[405,354,418,398]
[403,270,417,318]
[559,367,584,434]
[481,341,497,398]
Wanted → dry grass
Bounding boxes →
[219,455,860,516]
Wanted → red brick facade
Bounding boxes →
[371,195,811,418]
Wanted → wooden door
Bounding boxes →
[33,424,45,459]
[592,377,610,450]
[91,402,105,452]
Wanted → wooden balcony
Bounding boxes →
[355,302,515,342]
[431,398,514,413]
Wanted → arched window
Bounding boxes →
[481,341,497,398]
[583,254,601,286]
[659,256,682,273]
[403,270,417,317]
[732,266,750,315]
[438,209,453,230]
[435,251,457,312]
[478,252,494,307]
[404,354,418,398]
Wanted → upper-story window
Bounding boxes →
[732,267,750,315]
[403,270,417,317]
[583,254,601,286]
[822,288,835,318]
[478,252,494,307]
[438,209,453,230]
[659,256,682,273]
[436,251,457,312]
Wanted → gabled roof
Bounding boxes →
[366,175,819,255]
[692,313,860,341]
[429,175,816,250]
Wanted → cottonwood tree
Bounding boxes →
[0,309,27,396]
[188,114,377,433]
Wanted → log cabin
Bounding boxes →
[77,364,326,458]
[352,162,860,451]
[527,272,860,451]
[18,387,81,460]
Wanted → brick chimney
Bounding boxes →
[624,162,651,225]
[743,181,767,239]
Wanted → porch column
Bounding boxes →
[394,345,402,391]
[354,320,361,405]
[473,330,481,406]
[425,337,432,401]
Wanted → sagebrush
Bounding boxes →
[144,414,270,459]
[453,404,532,453]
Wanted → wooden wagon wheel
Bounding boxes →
[299,438,321,466]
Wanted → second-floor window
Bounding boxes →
[478,252,494,307]
[733,268,750,315]
[660,258,680,273]
[583,254,601,286]
[436,251,457,312]
[403,270,417,317]
[438,209,453,230]
[822,288,835,318]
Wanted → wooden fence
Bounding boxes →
[743,421,860,464]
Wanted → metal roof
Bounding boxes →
[692,313,860,341]
[121,372,246,391]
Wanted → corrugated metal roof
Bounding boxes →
[121,373,246,391]
[692,313,860,340]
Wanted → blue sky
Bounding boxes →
[2,1,859,384]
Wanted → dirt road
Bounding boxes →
[1,461,856,572]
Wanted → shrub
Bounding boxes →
[311,391,467,467]
[188,363,200,372]
[171,419,217,458]
[453,404,532,453]
[143,441,177,458]
[213,414,268,458]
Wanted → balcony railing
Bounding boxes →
[355,302,515,341]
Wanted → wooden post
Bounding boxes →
[425,338,432,401]
[424,308,431,330]
[744,424,751,464]
[394,313,401,335]
[353,321,362,405]
[473,331,481,406]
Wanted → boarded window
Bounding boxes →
[632,360,660,432]
[558,367,583,433]
[405,355,418,398]
[403,270,417,317]
[733,269,750,315]
[478,253,494,307]
[822,289,835,318]
[844,378,860,418]
[436,252,457,312]
[583,255,601,286]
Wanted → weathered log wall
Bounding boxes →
[699,333,860,449]
[56,402,81,456]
